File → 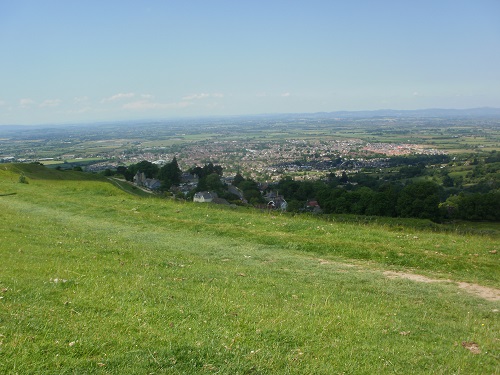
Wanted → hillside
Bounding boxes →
[0,164,498,374]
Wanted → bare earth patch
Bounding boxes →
[461,341,481,354]
[384,271,500,302]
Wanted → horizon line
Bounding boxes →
[1,106,500,128]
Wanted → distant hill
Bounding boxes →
[292,107,500,119]
[1,107,500,131]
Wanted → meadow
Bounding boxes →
[0,164,498,374]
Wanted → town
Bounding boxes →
[0,113,459,182]
[1,113,498,222]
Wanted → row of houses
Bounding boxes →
[133,172,200,192]
[133,171,319,212]
[133,172,162,190]
[193,190,291,212]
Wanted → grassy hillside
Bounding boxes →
[0,164,498,374]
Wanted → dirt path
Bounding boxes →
[316,259,499,302]
[384,271,500,302]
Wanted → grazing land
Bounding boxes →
[0,163,498,374]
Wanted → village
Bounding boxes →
[131,168,291,211]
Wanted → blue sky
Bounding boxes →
[1,0,499,125]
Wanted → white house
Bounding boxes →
[193,191,217,203]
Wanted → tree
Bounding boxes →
[397,181,442,221]
[286,199,303,212]
[238,179,263,203]
[452,192,500,221]
[18,173,28,184]
[188,163,223,180]
[442,174,454,187]
[233,173,245,187]
[295,181,315,201]
[204,173,224,192]
[159,157,182,189]
[116,166,128,177]
[126,160,159,181]
[276,177,300,199]
[351,187,375,215]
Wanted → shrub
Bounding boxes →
[18,173,29,184]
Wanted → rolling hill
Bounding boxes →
[0,163,498,374]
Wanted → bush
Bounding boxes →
[18,173,28,184]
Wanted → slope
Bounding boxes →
[0,164,498,374]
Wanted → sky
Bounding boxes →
[1,0,499,125]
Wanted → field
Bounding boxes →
[0,164,499,374]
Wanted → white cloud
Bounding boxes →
[0,99,6,107]
[141,93,155,99]
[182,93,210,101]
[122,100,191,110]
[281,92,291,97]
[74,96,89,104]
[40,99,61,108]
[19,98,35,108]
[181,93,224,101]
[101,92,135,103]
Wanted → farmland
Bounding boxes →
[1,112,499,181]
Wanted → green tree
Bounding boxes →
[18,173,28,184]
[233,173,245,187]
[159,157,182,189]
[442,174,454,187]
[295,181,315,201]
[397,181,442,221]
[455,192,500,221]
[238,179,263,203]
[351,187,375,215]
[126,160,159,181]
[205,173,224,192]
[286,199,303,212]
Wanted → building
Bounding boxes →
[264,191,288,211]
[134,171,161,190]
[193,191,218,203]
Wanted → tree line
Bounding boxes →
[276,172,499,222]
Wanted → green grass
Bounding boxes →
[0,164,499,374]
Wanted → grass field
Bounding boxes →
[0,164,498,374]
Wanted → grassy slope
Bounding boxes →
[0,164,498,374]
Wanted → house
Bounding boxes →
[144,178,161,190]
[227,184,244,199]
[134,171,161,190]
[306,200,322,214]
[133,171,146,186]
[211,197,230,205]
[193,191,218,203]
[264,191,288,211]
[181,173,199,184]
